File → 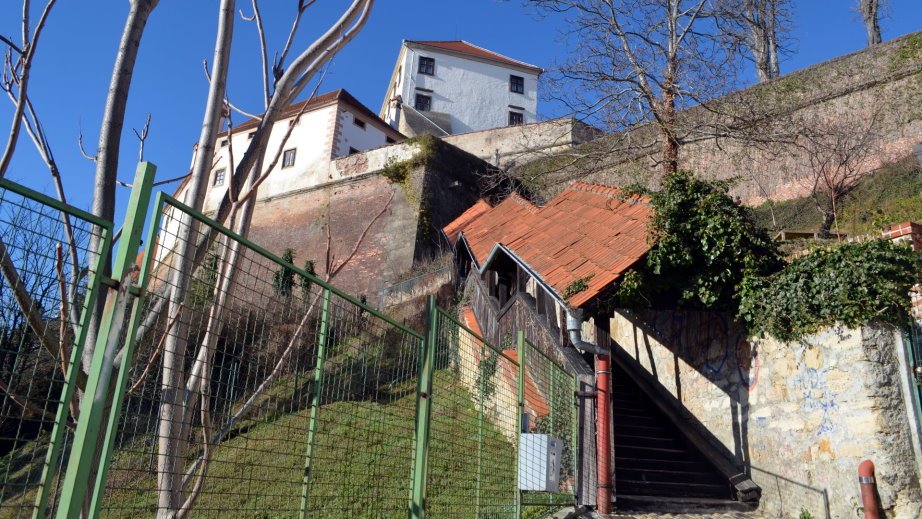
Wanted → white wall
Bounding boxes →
[383,44,539,134]
[195,104,338,213]
[335,107,396,157]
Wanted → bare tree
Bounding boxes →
[528,0,740,175]
[152,1,375,516]
[717,0,792,82]
[797,111,883,238]
[858,0,883,46]
[1,0,376,516]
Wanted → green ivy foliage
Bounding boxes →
[739,240,922,341]
[623,171,783,310]
[273,248,296,298]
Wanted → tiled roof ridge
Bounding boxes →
[407,40,542,72]
[567,180,650,205]
[508,192,539,212]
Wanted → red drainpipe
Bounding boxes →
[596,354,612,514]
[858,459,880,519]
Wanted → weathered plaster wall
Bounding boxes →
[442,118,603,170]
[608,310,922,518]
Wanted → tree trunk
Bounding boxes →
[817,210,836,239]
[84,0,160,370]
[660,90,679,176]
[860,0,882,46]
[156,0,235,515]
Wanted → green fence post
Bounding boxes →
[32,223,114,519]
[299,287,332,519]
[475,343,485,517]
[516,331,526,519]
[87,190,167,516]
[55,162,156,519]
[409,296,437,519]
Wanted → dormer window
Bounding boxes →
[418,56,435,76]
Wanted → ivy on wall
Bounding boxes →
[739,239,922,341]
[614,171,922,341]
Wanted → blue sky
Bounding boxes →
[1,0,920,222]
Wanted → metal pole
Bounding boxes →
[516,331,526,519]
[408,296,437,519]
[596,354,612,515]
[55,162,156,519]
[32,216,114,518]
[88,188,166,516]
[475,343,485,517]
[300,288,332,519]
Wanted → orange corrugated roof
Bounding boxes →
[407,40,543,73]
[443,181,653,308]
[444,199,492,245]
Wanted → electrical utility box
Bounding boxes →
[518,433,563,492]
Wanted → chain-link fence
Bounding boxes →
[0,178,112,519]
[519,337,578,518]
[0,170,579,519]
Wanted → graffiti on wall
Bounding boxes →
[793,367,838,436]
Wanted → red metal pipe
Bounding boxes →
[859,459,880,519]
[596,354,612,515]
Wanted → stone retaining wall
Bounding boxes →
[607,310,922,518]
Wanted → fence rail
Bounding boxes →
[0,168,578,519]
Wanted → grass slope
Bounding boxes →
[750,157,922,235]
[84,371,518,519]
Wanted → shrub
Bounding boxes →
[620,171,783,311]
[739,239,922,341]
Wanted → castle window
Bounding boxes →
[508,111,524,126]
[353,115,366,129]
[415,94,432,112]
[386,136,396,144]
[213,168,225,187]
[510,75,524,94]
[220,139,228,147]
[349,147,360,155]
[418,56,435,76]
[282,148,297,168]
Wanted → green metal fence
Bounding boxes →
[0,166,579,519]
[0,177,113,518]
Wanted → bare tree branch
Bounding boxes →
[133,112,152,162]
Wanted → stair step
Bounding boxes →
[615,456,707,472]
[614,423,672,437]
[617,467,727,485]
[616,480,732,499]
[614,495,757,513]
[613,434,680,450]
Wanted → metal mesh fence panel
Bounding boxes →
[0,178,110,519]
[519,338,578,517]
[426,309,520,518]
[96,196,423,518]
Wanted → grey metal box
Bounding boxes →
[518,433,563,492]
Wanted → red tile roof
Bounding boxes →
[445,182,653,308]
[444,199,492,245]
[407,40,543,74]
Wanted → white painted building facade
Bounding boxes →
[178,89,404,214]
[380,40,542,136]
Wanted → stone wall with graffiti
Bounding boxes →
[608,309,922,519]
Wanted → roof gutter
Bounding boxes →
[566,308,607,356]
